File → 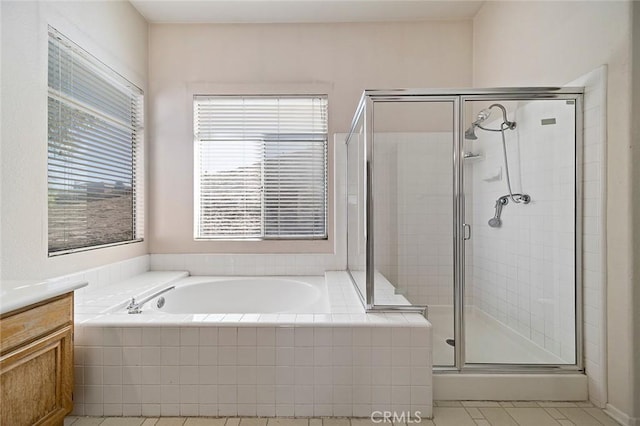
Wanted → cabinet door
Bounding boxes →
[0,326,73,426]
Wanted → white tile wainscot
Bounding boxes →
[73,272,433,418]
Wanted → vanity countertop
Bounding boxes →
[0,278,88,315]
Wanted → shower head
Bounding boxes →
[488,217,502,228]
[463,108,492,139]
[464,126,478,140]
[464,103,516,140]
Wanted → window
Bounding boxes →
[47,27,144,255]
[194,95,328,240]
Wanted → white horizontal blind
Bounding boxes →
[194,95,328,239]
[48,27,144,255]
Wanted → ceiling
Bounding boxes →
[129,0,485,24]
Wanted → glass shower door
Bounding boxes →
[461,97,579,365]
[347,88,583,372]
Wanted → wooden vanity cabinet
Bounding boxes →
[0,293,74,426]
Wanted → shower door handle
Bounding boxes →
[463,224,471,240]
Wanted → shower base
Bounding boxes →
[429,305,567,366]
[428,306,587,401]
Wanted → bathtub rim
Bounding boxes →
[74,271,431,328]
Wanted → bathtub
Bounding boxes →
[146,276,330,314]
[74,271,433,418]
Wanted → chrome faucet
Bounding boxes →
[126,286,175,314]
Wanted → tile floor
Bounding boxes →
[64,401,621,426]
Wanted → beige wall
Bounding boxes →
[148,21,473,254]
[631,2,640,418]
[0,1,148,279]
[473,0,636,419]
[0,0,3,280]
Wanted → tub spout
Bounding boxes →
[126,286,175,314]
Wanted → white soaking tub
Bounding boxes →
[147,275,330,314]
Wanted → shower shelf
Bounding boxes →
[463,153,484,162]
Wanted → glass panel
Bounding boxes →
[372,100,455,367]
[346,108,367,302]
[463,98,577,364]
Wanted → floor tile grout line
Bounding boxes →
[580,406,612,426]
[573,407,607,426]
[501,405,529,426]
[543,407,568,420]
[463,406,486,420]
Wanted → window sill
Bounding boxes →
[48,239,144,257]
[186,238,334,254]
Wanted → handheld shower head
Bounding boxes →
[488,217,502,228]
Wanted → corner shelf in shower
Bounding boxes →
[463,153,484,163]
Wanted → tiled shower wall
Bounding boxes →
[572,68,607,408]
[372,136,399,289]
[374,133,458,307]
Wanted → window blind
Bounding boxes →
[47,27,144,255]
[194,95,328,240]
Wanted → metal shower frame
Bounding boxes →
[345,87,584,373]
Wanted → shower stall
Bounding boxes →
[346,88,583,372]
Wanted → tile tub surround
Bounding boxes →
[73,272,433,418]
[55,255,151,307]
[149,254,346,277]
